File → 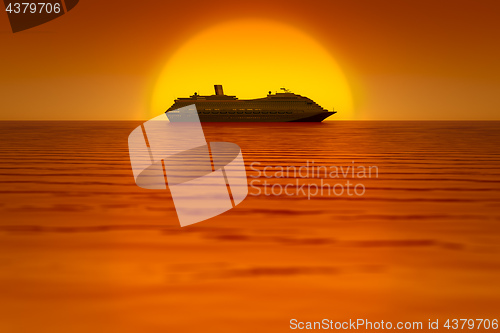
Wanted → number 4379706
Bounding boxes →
[5,2,62,14]
[444,319,498,330]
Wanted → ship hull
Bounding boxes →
[166,111,334,122]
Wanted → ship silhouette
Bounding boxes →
[165,85,336,122]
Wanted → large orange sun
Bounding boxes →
[151,19,353,120]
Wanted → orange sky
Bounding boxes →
[1,0,500,120]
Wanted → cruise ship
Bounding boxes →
[165,85,336,122]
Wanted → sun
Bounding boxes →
[151,19,353,120]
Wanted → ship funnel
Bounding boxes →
[214,85,224,96]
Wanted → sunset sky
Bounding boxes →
[1,0,500,120]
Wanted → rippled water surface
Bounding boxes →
[1,121,499,332]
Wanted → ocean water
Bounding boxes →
[0,121,499,332]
